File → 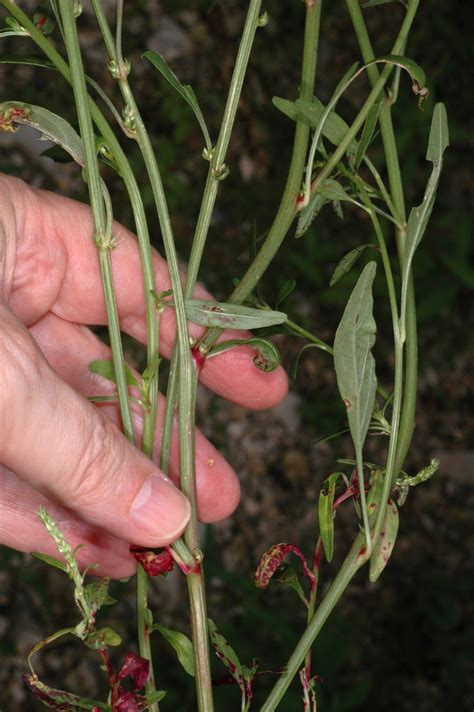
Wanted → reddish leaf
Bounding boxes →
[116,689,140,712]
[22,674,100,710]
[117,652,149,690]
[255,543,315,591]
[130,546,174,576]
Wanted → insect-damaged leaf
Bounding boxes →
[184,299,286,330]
[329,245,373,286]
[334,262,378,462]
[295,192,327,238]
[23,675,107,710]
[0,101,84,164]
[255,543,315,591]
[208,618,243,684]
[369,498,399,582]
[400,104,449,334]
[151,623,195,677]
[318,472,344,562]
[143,50,211,151]
[207,337,281,372]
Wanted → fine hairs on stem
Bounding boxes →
[0,1,447,710]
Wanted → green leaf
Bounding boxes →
[362,0,407,8]
[208,337,281,372]
[276,279,296,308]
[353,100,381,171]
[368,54,427,97]
[31,552,68,574]
[84,578,115,615]
[295,192,328,238]
[184,300,286,330]
[0,101,84,165]
[318,472,344,562]
[318,178,353,203]
[89,359,139,388]
[208,618,243,684]
[333,261,378,457]
[143,50,211,151]
[144,691,167,705]
[273,563,308,608]
[369,499,399,581]
[84,626,122,650]
[290,342,328,380]
[296,97,358,153]
[366,469,385,525]
[400,104,449,336]
[150,623,195,677]
[0,55,53,68]
[329,245,373,286]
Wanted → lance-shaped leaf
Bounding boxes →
[32,552,68,574]
[184,300,286,330]
[318,472,344,562]
[367,54,428,101]
[255,543,315,591]
[208,618,243,685]
[150,623,195,677]
[366,469,385,525]
[400,104,449,338]
[89,359,139,388]
[276,279,297,308]
[369,498,399,582]
[22,675,108,710]
[329,245,373,287]
[353,100,381,171]
[333,261,378,458]
[295,192,328,238]
[143,50,211,151]
[0,101,84,164]
[273,564,309,608]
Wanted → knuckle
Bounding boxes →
[69,414,125,509]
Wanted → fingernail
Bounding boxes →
[130,474,190,543]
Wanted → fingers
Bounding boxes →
[3,176,288,409]
[0,299,190,549]
[30,312,241,523]
[0,466,136,578]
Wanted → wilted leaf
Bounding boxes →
[368,54,427,100]
[208,618,243,684]
[85,627,122,650]
[369,499,399,581]
[184,300,286,329]
[22,675,106,710]
[143,51,211,151]
[208,337,281,372]
[117,652,149,690]
[329,245,373,286]
[255,543,315,591]
[151,623,195,677]
[318,472,344,562]
[130,547,174,577]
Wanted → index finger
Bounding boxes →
[5,177,288,409]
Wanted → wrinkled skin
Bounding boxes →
[0,175,288,577]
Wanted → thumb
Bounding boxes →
[0,300,190,546]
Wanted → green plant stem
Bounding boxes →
[345,0,419,480]
[303,537,322,678]
[161,0,264,474]
[56,0,135,444]
[89,3,213,708]
[136,561,158,704]
[199,0,416,353]
[261,536,365,711]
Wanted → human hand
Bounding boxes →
[0,175,288,578]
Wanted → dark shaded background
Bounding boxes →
[0,1,472,710]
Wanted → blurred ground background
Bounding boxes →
[0,1,472,710]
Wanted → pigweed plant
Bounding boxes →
[0,0,448,710]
